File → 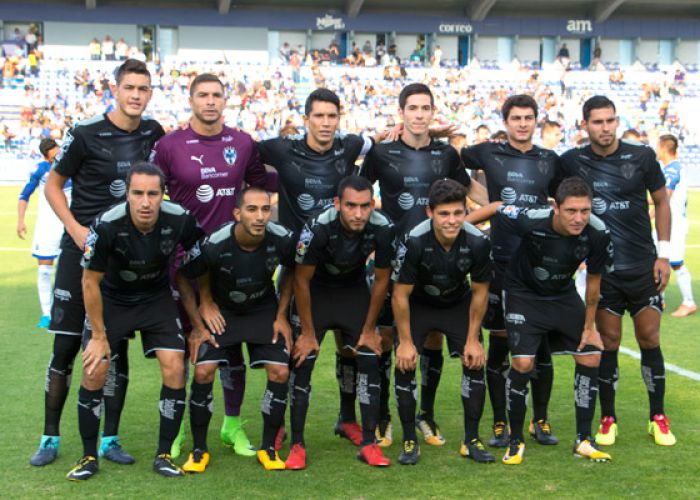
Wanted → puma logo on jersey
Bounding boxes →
[191,155,204,165]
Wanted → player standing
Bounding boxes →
[360,83,487,451]
[469,178,614,464]
[150,73,270,458]
[561,95,676,446]
[656,134,696,317]
[17,138,71,328]
[257,88,382,447]
[462,94,563,448]
[34,59,164,467]
[289,176,393,469]
[66,163,203,480]
[176,187,295,472]
[392,179,493,464]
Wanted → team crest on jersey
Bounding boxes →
[456,257,472,272]
[621,162,636,180]
[537,159,550,175]
[160,239,175,255]
[574,245,589,260]
[223,146,237,166]
[360,236,376,256]
[266,256,280,272]
[431,159,444,176]
[334,158,346,175]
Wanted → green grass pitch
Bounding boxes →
[1,186,698,499]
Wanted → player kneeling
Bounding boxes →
[67,163,203,481]
[393,179,494,465]
[476,177,613,465]
[176,187,296,472]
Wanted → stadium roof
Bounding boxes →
[6,0,700,21]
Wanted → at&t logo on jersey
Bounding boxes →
[223,146,237,166]
[592,197,607,215]
[196,185,235,203]
[297,193,315,210]
[109,179,126,198]
[196,185,215,203]
[500,187,517,204]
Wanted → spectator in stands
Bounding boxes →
[115,37,129,61]
[590,45,604,70]
[28,49,39,77]
[279,42,291,62]
[362,39,373,54]
[289,51,301,83]
[25,26,38,54]
[12,28,22,41]
[329,41,340,63]
[557,43,570,67]
[2,57,15,87]
[102,35,115,60]
[89,38,101,60]
[431,45,442,68]
[376,42,386,64]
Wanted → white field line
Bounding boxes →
[619,346,700,382]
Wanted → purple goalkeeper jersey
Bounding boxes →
[151,125,268,233]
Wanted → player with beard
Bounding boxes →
[561,95,675,447]
[176,187,295,472]
[288,176,393,469]
[33,59,164,467]
[360,83,488,452]
[151,73,269,459]
[462,94,563,449]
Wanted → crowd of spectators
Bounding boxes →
[0,49,696,163]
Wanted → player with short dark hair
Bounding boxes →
[392,178,493,465]
[561,95,675,447]
[462,94,563,449]
[288,176,393,469]
[35,58,164,467]
[489,177,614,464]
[150,72,270,459]
[66,163,204,480]
[17,138,71,328]
[257,88,390,449]
[360,83,488,451]
[176,187,296,472]
[471,177,613,463]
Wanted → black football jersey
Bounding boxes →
[83,200,203,305]
[560,142,665,271]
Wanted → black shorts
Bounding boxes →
[504,290,600,358]
[599,267,663,317]
[291,281,370,354]
[196,336,289,368]
[196,303,287,367]
[482,260,507,332]
[82,291,185,358]
[409,295,477,358]
[50,241,85,336]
